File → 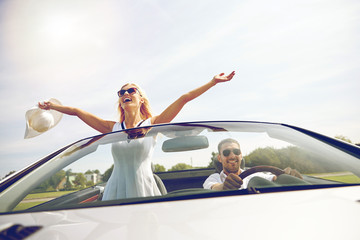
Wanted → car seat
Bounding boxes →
[152,164,167,195]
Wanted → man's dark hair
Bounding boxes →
[218,138,240,153]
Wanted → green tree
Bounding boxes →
[73,173,87,188]
[207,152,218,168]
[168,163,192,171]
[246,147,281,168]
[3,171,16,179]
[64,169,73,190]
[32,170,66,193]
[335,135,352,143]
[35,180,50,192]
[153,164,166,172]
[51,170,66,190]
[86,181,94,187]
[102,165,114,182]
[244,146,345,174]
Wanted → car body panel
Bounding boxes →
[0,186,359,240]
[0,121,359,239]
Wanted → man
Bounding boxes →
[203,138,303,190]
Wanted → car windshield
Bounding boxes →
[1,121,360,214]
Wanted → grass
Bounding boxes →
[23,191,75,200]
[307,172,360,184]
[319,175,360,184]
[14,201,47,211]
[14,191,75,211]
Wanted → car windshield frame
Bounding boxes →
[1,121,360,215]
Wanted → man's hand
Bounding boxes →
[223,173,243,190]
[284,167,303,179]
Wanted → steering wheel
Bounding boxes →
[239,166,285,179]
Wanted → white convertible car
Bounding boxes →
[0,121,359,239]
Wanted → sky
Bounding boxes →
[0,0,359,178]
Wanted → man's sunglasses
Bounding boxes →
[222,148,241,157]
[117,87,139,97]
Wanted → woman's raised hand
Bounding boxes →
[212,71,235,84]
[38,101,52,110]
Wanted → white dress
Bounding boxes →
[102,119,161,200]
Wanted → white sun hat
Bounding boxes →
[24,98,63,139]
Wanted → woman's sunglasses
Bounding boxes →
[222,148,241,157]
[117,87,139,97]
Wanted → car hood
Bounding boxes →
[1,186,359,240]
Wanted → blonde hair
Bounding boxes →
[117,83,153,122]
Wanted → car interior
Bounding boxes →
[4,122,360,213]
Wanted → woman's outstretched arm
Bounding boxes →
[151,71,235,124]
[38,102,115,133]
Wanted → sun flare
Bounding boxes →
[3,1,119,70]
[40,14,77,46]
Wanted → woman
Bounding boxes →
[39,71,235,200]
